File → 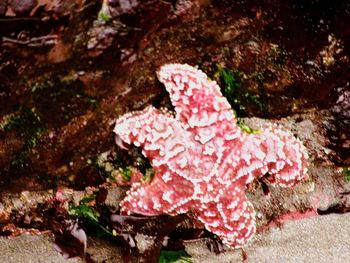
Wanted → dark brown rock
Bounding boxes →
[326,86,350,166]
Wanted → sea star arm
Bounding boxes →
[114,106,190,166]
[120,171,196,215]
[217,125,309,187]
[197,185,256,248]
[157,64,240,143]
[258,125,309,187]
[114,106,198,214]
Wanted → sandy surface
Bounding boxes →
[186,213,350,263]
[0,234,82,263]
[1,213,349,262]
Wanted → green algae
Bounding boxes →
[2,107,45,168]
[216,67,266,117]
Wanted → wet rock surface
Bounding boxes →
[0,0,348,190]
[0,0,349,262]
[325,86,350,166]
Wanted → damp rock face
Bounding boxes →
[0,0,348,192]
[326,87,350,166]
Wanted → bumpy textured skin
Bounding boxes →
[114,64,309,248]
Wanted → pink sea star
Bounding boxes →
[113,64,309,248]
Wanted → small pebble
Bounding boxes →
[10,0,37,15]
[0,0,7,15]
